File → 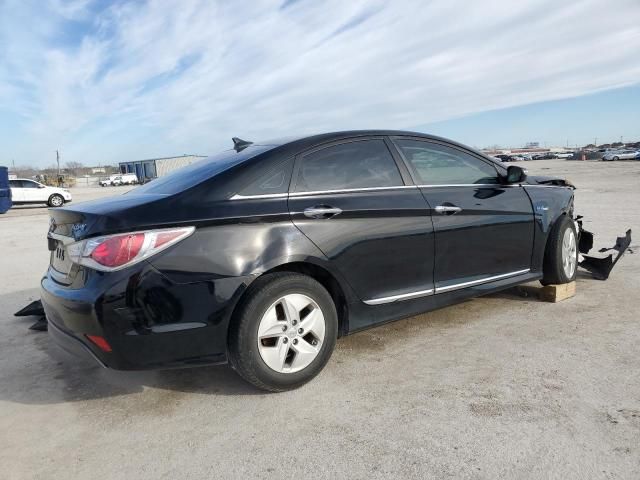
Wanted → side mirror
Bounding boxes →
[506,165,527,184]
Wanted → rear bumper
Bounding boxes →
[41,264,254,370]
[48,318,107,368]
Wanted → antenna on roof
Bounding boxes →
[232,137,253,152]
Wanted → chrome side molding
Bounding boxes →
[364,269,530,305]
[363,288,434,305]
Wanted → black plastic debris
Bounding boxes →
[28,317,48,331]
[14,299,45,317]
[578,227,632,280]
[14,299,48,332]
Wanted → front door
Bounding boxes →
[20,180,45,202]
[391,138,534,292]
[288,138,435,312]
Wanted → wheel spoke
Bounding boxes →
[299,307,325,340]
[258,304,285,338]
[260,337,290,371]
[280,295,304,325]
[290,338,319,370]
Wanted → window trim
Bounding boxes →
[290,136,410,195]
[388,136,507,187]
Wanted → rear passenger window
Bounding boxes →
[395,140,499,185]
[295,140,403,192]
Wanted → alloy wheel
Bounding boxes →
[562,228,577,278]
[257,293,325,373]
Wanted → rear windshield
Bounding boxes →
[132,145,274,195]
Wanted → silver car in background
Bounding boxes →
[602,149,639,161]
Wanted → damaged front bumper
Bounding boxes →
[576,216,632,280]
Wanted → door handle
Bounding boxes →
[303,206,343,219]
[434,205,462,215]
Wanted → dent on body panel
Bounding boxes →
[524,186,573,234]
[150,222,326,282]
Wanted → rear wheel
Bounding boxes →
[541,216,578,285]
[48,194,64,207]
[228,272,337,392]
[613,156,619,161]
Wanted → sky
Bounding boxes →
[0,0,639,168]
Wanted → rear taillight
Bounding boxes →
[90,233,145,267]
[68,227,194,272]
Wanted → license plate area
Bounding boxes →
[50,242,73,275]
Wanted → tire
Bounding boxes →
[228,272,338,392]
[48,194,64,207]
[613,156,619,161]
[541,215,578,285]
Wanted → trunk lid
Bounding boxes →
[48,193,171,242]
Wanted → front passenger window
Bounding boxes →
[395,140,499,185]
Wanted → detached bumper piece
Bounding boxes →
[14,299,48,331]
[576,217,632,280]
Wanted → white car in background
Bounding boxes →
[112,173,138,186]
[100,173,138,186]
[9,179,72,207]
[99,174,121,187]
[602,150,639,161]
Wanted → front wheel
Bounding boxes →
[613,156,619,161]
[228,272,338,392]
[541,216,578,285]
[48,194,64,207]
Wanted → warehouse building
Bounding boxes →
[119,154,206,182]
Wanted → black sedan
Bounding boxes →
[42,131,578,391]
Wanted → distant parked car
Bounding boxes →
[543,153,558,159]
[494,154,515,162]
[112,173,139,186]
[9,178,72,207]
[554,152,574,159]
[99,174,122,187]
[602,150,639,161]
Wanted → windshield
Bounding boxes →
[132,145,274,195]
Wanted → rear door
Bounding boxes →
[288,137,435,309]
[391,138,534,292]
[9,180,24,201]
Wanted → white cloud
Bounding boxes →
[0,0,639,166]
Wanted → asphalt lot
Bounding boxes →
[0,160,638,479]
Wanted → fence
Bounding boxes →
[73,176,102,187]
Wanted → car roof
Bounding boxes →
[253,129,491,161]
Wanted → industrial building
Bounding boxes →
[118,154,206,182]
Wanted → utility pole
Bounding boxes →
[56,150,60,176]
[594,137,597,147]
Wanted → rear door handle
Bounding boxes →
[434,205,462,215]
[303,206,343,219]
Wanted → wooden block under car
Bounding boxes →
[538,281,576,303]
